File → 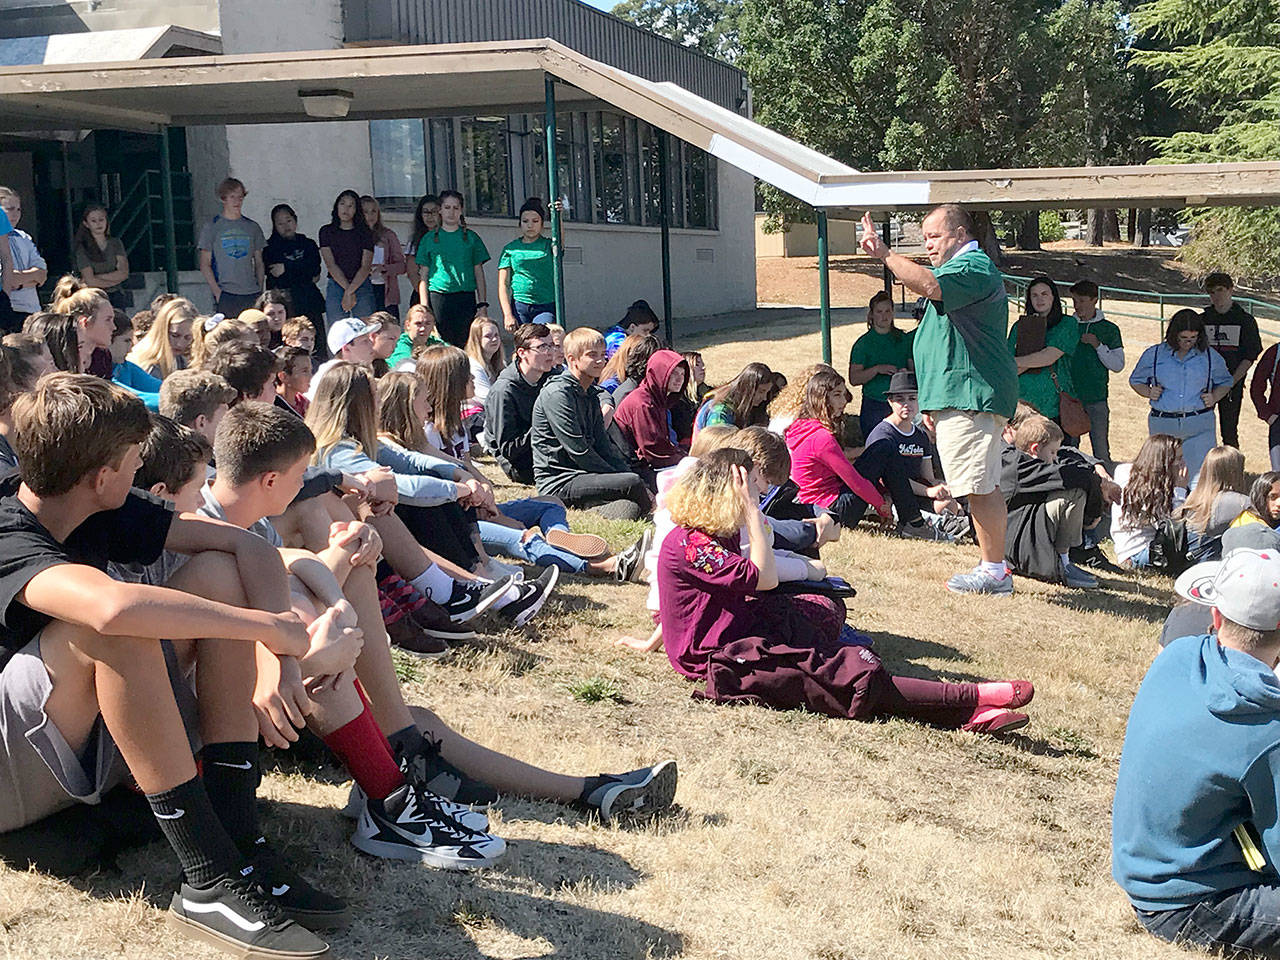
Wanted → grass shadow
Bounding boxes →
[1044,577,1173,622]
[860,631,993,684]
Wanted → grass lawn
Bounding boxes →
[3,301,1274,960]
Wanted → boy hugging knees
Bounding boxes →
[1001,414,1112,589]
[0,374,338,958]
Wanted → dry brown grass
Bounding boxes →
[3,299,1273,960]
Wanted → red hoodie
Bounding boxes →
[1252,343,1280,422]
[784,417,885,511]
[616,349,689,469]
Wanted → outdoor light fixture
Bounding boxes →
[299,89,354,119]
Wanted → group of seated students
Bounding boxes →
[0,279,685,959]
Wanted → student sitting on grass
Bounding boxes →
[0,343,42,482]
[783,368,956,540]
[615,349,690,473]
[1111,434,1188,570]
[485,321,556,485]
[604,299,659,358]
[1241,472,1280,531]
[127,296,196,379]
[307,361,557,625]
[695,361,774,432]
[531,326,653,520]
[864,371,968,532]
[1174,445,1250,563]
[190,314,259,371]
[1113,548,1280,957]
[657,447,1035,733]
[280,314,317,357]
[600,332,659,401]
[1000,415,1098,588]
[767,363,833,435]
[387,302,446,371]
[379,366,648,582]
[213,402,678,827]
[106,308,162,409]
[274,344,313,418]
[0,374,351,957]
[159,368,237,445]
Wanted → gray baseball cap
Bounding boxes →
[1174,548,1280,631]
[1221,523,1280,556]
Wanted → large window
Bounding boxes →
[370,112,719,230]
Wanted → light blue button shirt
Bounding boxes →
[1129,343,1232,413]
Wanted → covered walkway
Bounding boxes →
[2,37,1277,360]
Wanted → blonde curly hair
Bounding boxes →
[667,447,754,538]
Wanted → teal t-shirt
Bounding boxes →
[912,248,1019,418]
[1008,316,1079,418]
[498,236,554,305]
[415,227,490,294]
[1070,315,1123,404]
[848,328,915,402]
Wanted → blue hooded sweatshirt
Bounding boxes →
[1113,633,1280,910]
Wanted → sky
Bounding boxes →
[582,0,619,9]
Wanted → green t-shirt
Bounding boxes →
[415,227,490,294]
[848,328,915,402]
[498,236,555,305]
[1008,316,1079,418]
[386,330,448,370]
[912,248,1019,418]
[1069,315,1123,404]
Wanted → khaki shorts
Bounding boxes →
[931,409,1007,497]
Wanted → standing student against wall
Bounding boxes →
[318,189,375,327]
[263,203,325,331]
[74,204,131,310]
[415,190,490,348]
[360,195,406,320]
[197,178,265,318]
[497,198,556,331]
[0,187,46,327]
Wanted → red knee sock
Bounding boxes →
[322,703,404,801]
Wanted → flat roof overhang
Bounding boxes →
[0,37,1276,214]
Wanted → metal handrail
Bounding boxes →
[1001,272,1280,341]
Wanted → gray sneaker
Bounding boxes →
[1059,559,1098,589]
[897,519,949,541]
[945,566,1014,596]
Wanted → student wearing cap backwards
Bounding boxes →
[1113,547,1280,957]
[306,314,380,401]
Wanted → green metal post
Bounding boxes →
[544,76,566,324]
[817,209,831,365]
[881,220,892,297]
[158,127,179,294]
[1159,294,1166,339]
[658,130,673,344]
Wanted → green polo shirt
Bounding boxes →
[1008,315,1079,418]
[498,236,555,305]
[1070,315,1123,404]
[415,227,490,294]
[848,328,915,402]
[912,248,1019,418]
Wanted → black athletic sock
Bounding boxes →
[386,724,421,762]
[579,774,614,806]
[147,775,244,887]
[200,741,262,854]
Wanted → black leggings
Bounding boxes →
[828,438,924,527]
[428,290,477,348]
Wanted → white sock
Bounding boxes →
[980,560,1008,579]
[1058,552,1071,567]
[410,565,454,603]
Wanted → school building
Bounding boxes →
[0,0,757,320]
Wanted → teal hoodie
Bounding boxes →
[1113,633,1280,910]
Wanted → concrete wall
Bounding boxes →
[754,213,863,258]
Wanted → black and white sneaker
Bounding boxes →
[341,781,490,833]
[252,841,350,930]
[443,575,517,623]
[582,760,678,824]
[350,783,505,870]
[614,528,653,583]
[167,864,329,959]
[494,565,559,628]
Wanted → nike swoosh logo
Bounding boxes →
[154,808,185,819]
[271,885,290,896]
[211,761,253,770]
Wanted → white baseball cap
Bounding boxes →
[1174,548,1280,632]
[326,316,381,355]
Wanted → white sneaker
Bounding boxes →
[342,781,489,833]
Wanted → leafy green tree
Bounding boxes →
[1131,0,1280,278]
[611,0,741,62]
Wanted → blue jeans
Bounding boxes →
[1137,883,1280,958]
[325,278,376,326]
[478,498,586,573]
[1148,410,1216,489]
[513,301,556,326]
